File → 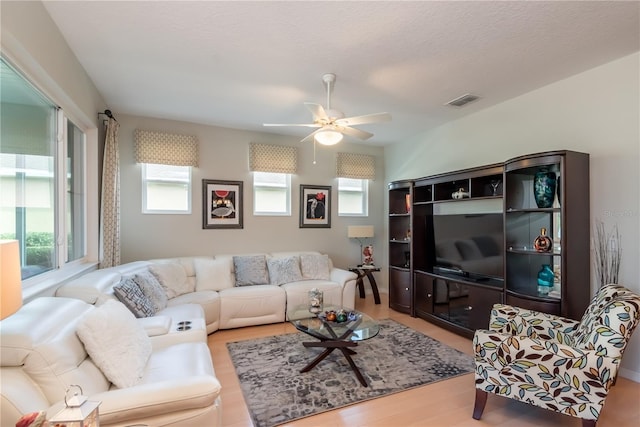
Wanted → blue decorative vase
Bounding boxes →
[537,264,555,295]
[533,169,557,208]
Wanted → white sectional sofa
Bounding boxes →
[56,251,358,334]
[1,297,221,427]
[0,251,356,427]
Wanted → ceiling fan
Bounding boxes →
[264,73,391,145]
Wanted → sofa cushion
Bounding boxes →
[233,255,270,286]
[149,262,193,298]
[267,256,303,285]
[194,258,233,291]
[113,277,156,318]
[300,253,330,280]
[77,300,152,388]
[218,285,286,329]
[133,270,168,311]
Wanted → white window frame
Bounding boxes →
[1,56,92,292]
[338,177,369,217]
[141,163,192,214]
[253,171,291,216]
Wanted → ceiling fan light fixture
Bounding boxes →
[315,129,343,145]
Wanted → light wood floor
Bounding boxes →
[208,294,640,427]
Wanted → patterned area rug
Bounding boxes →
[227,319,474,427]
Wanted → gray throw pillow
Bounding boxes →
[267,256,303,285]
[233,255,270,286]
[133,270,168,311]
[113,276,156,318]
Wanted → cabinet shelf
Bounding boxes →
[388,181,413,315]
[506,289,561,302]
[506,248,561,256]
[506,207,560,214]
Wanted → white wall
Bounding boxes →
[117,114,386,275]
[384,53,640,380]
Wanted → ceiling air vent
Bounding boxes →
[445,93,480,108]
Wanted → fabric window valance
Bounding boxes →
[336,152,375,180]
[249,143,298,174]
[134,129,198,167]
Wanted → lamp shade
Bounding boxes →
[314,130,343,146]
[348,225,374,239]
[1,240,22,320]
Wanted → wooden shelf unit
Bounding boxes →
[388,150,590,336]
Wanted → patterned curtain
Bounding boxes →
[134,129,198,166]
[100,117,120,268]
[336,152,375,180]
[249,143,298,173]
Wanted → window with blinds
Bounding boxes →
[249,143,297,216]
[336,153,374,216]
[134,130,198,214]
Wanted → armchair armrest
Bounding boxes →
[79,376,221,425]
[330,268,357,288]
[489,304,579,344]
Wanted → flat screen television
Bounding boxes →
[431,199,504,281]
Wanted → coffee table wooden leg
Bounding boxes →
[300,347,335,373]
[340,348,368,387]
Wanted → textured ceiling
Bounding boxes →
[42,1,639,146]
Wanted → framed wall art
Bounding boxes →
[299,185,331,228]
[202,179,243,229]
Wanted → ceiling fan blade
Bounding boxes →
[335,112,391,126]
[263,123,321,128]
[335,125,373,140]
[300,128,324,143]
[304,102,328,121]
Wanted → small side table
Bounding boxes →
[349,266,381,305]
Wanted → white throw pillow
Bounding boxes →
[193,258,233,291]
[76,300,152,388]
[267,256,303,285]
[300,253,330,280]
[149,262,193,298]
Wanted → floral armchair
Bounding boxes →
[472,284,640,427]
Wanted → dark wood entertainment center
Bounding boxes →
[388,150,590,338]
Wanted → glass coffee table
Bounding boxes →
[288,305,380,387]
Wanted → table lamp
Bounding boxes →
[1,240,22,320]
[347,226,375,266]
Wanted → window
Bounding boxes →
[253,172,291,215]
[0,57,87,280]
[142,163,191,214]
[338,178,368,216]
[66,120,86,262]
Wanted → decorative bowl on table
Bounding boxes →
[319,310,360,323]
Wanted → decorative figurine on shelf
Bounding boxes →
[308,288,323,315]
[533,168,557,208]
[537,264,555,296]
[452,188,470,199]
[363,245,374,266]
[534,227,553,252]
